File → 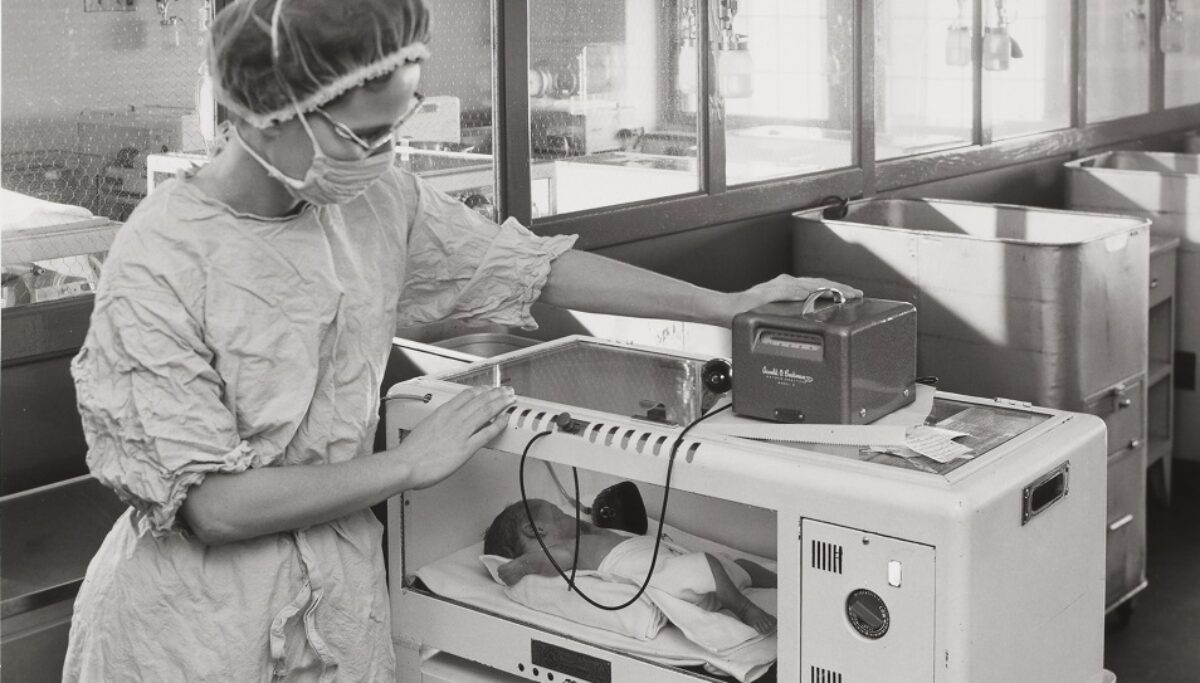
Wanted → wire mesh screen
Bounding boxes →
[1,0,213,307]
[408,0,498,221]
[1,0,213,222]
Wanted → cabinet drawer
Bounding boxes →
[1149,247,1177,309]
[1105,445,1147,607]
[1085,380,1145,456]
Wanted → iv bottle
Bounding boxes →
[718,36,753,99]
[945,23,972,66]
[982,26,1011,71]
[1161,6,1186,53]
[1123,1,1148,48]
[160,15,183,49]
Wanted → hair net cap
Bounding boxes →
[210,0,432,129]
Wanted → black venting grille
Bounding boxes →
[811,665,843,682]
[811,540,844,574]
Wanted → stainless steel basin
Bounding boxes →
[431,333,538,358]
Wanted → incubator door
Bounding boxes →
[800,520,935,682]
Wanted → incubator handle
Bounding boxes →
[801,287,847,315]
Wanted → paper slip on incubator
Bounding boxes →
[385,336,1110,683]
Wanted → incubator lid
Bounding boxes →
[433,337,1051,477]
[439,337,722,428]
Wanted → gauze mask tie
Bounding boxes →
[233,113,394,206]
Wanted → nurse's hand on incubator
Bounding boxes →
[394,386,516,490]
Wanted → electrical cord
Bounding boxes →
[518,401,733,611]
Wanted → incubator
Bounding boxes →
[385,337,1109,683]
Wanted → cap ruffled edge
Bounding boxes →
[225,42,431,129]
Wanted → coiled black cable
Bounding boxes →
[517,402,733,611]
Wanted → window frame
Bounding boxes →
[486,0,1200,250]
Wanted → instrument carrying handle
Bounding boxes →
[801,287,847,315]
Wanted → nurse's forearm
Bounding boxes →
[180,382,514,545]
[540,250,737,326]
[180,450,414,545]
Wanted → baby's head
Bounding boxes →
[484,499,572,558]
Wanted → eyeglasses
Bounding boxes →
[313,92,426,153]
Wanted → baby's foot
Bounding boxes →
[738,602,777,634]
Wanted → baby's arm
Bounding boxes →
[497,544,576,586]
[734,558,778,588]
[705,554,777,634]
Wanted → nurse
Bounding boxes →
[63,0,861,680]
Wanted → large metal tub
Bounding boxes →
[793,198,1150,410]
[1066,151,1200,462]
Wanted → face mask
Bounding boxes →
[234,113,394,206]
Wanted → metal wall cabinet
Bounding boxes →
[792,197,1153,615]
[1,221,126,683]
[1088,378,1149,614]
[1148,236,1180,501]
[1065,151,1200,471]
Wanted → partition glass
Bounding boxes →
[1086,0,1153,122]
[407,0,498,220]
[529,0,700,217]
[723,0,856,184]
[984,0,1072,139]
[1164,0,1200,107]
[874,0,976,160]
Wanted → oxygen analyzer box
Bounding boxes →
[731,296,917,424]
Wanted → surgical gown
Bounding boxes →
[63,167,577,682]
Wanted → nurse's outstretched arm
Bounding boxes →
[538,250,863,326]
[180,386,514,546]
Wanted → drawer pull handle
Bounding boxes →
[1108,514,1134,532]
[1129,439,1141,450]
[1118,398,1133,408]
[1150,278,1160,289]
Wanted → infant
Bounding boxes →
[484,499,778,634]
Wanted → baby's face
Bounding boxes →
[522,499,575,549]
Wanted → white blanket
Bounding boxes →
[594,535,766,657]
[417,531,778,682]
[0,188,94,232]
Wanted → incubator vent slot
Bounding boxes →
[652,435,669,455]
[635,432,651,453]
[515,408,534,429]
[811,540,843,574]
[810,666,843,683]
[685,441,701,463]
[588,424,606,443]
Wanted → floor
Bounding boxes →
[1104,461,1200,683]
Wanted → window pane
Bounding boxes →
[1087,0,1152,122]
[874,0,975,160]
[1164,0,1200,107]
[984,0,1072,140]
[530,0,699,217]
[2,0,215,222]
[724,0,855,184]
[411,0,497,221]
